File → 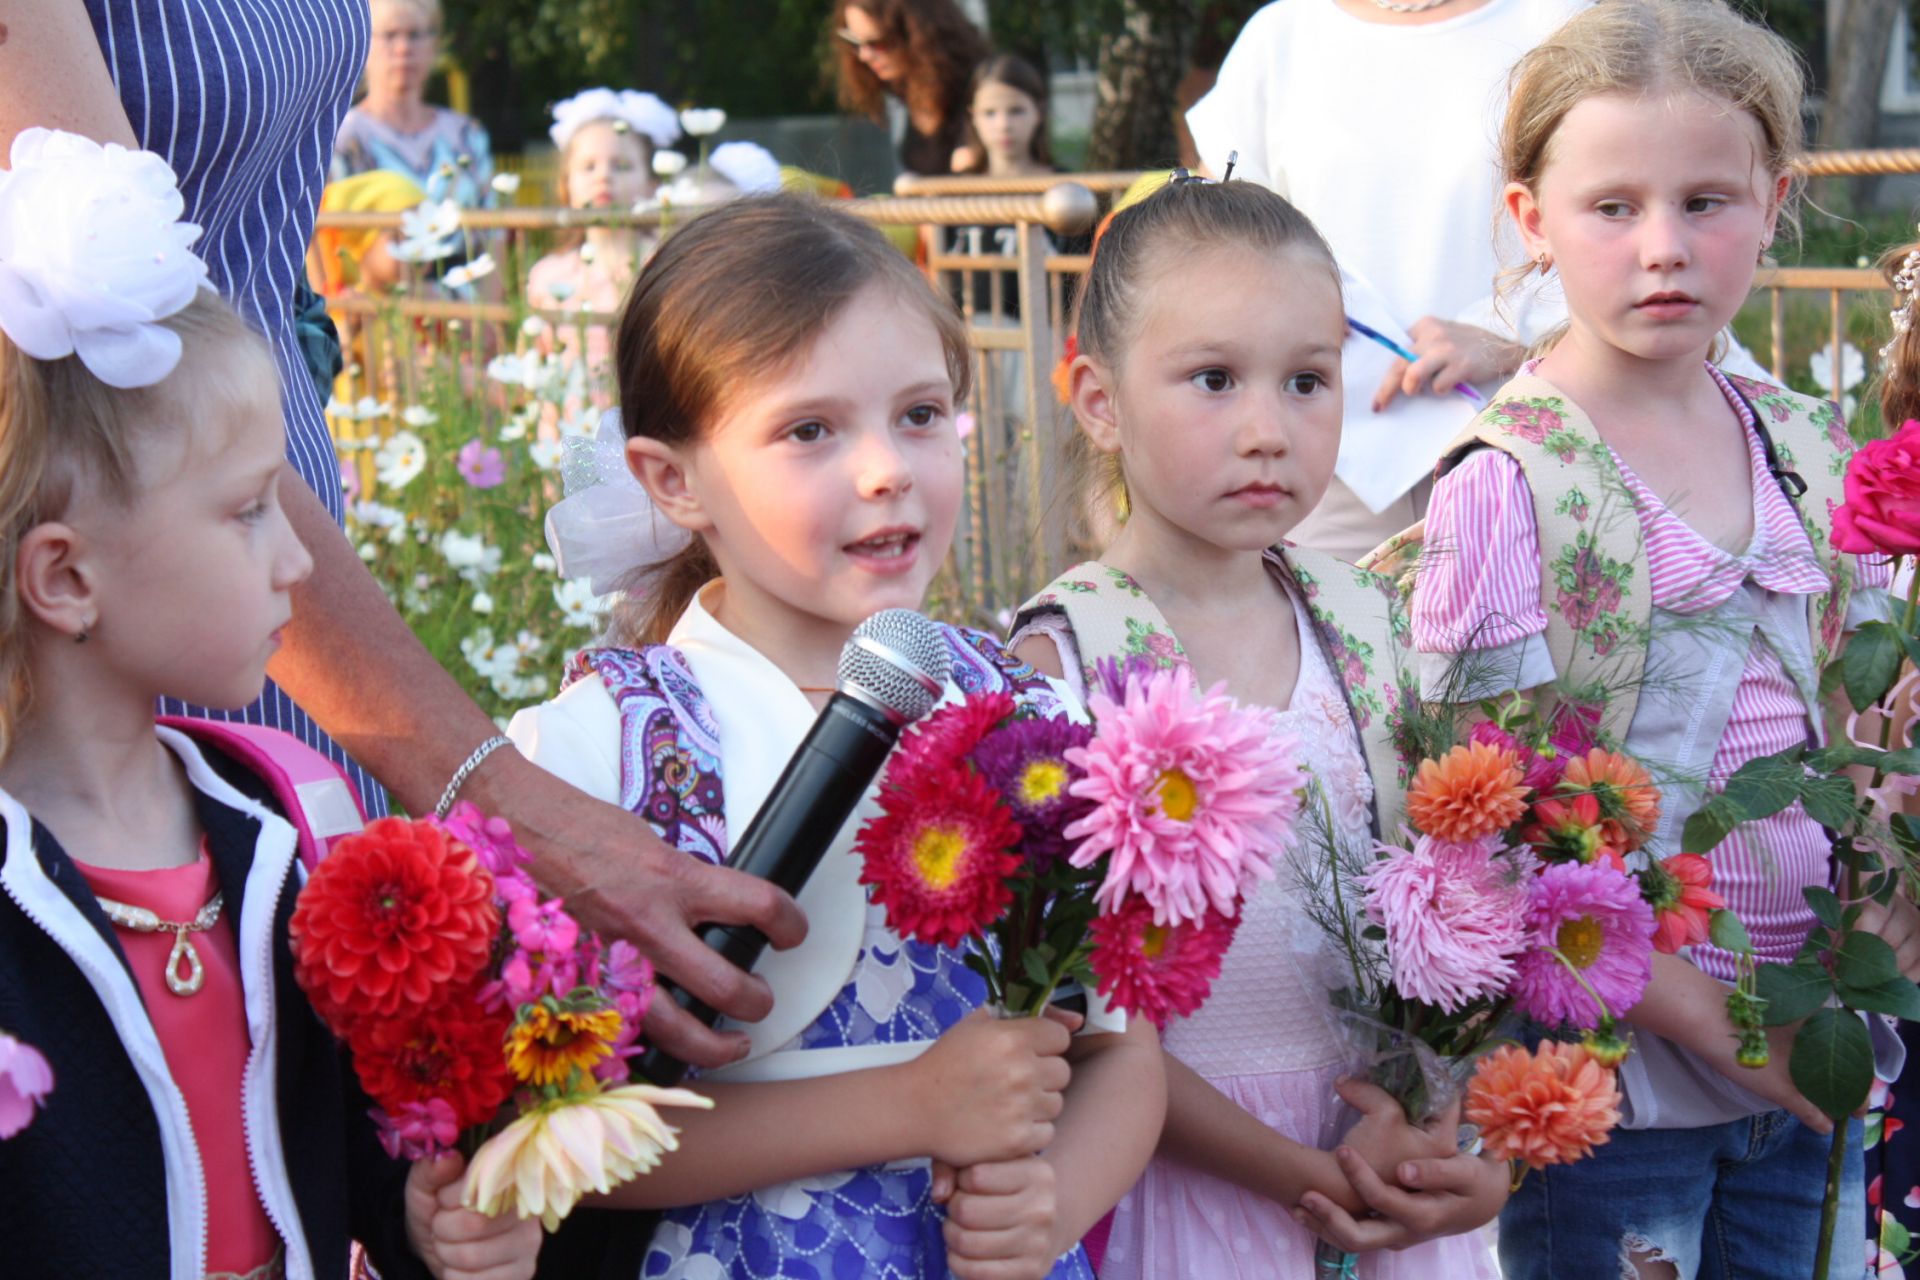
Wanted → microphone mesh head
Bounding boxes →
[838,609,950,724]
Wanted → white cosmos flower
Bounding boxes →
[652,151,688,179]
[373,431,428,489]
[439,529,503,582]
[1809,342,1866,397]
[679,108,726,137]
[532,552,558,573]
[349,499,405,529]
[442,252,496,290]
[555,578,612,629]
[401,404,438,428]
[490,172,522,196]
[472,590,495,615]
[328,395,392,422]
[529,438,564,472]
[520,314,549,338]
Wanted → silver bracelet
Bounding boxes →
[435,734,514,818]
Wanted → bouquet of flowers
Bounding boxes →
[1303,694,1735,1173]
[855,658,1308,1026]
[288,802,710,1229]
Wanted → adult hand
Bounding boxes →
[1372,317,1523,412]
[471,749,808,1069]
[1294,1145,1509,1254]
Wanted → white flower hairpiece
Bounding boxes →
[706,142,783,195]
[1882,236,1920,364]
[543,407,694,597]
[549,89,682,152]
[0,128,212,389]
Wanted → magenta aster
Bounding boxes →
[969,715,1093,868]
[856,763,1023,947]
[1512,860,1655,1030]
[890,691,1016,787]
[1087,892,1238,1027]
[1363,833,1531,1013]
[1065,665,1308,925]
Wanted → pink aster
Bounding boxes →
[1065,665,1308,925]
[0,1031,53,1138]
[1087,892,1239,1028]
[373,1097,460,1160]
[1362,833,1531,1013]
[1512,860,1655,1030]
[456,438,506,489]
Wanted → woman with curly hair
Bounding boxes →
[832,0,989,177]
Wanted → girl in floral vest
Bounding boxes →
[1011,178,1507,1277]
[507,194,1162,1280]
[1397,3,1912,1276]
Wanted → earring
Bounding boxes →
[1536,252,1553,274]
[73,616,92,644]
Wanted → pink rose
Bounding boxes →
[1832,420,1920,555]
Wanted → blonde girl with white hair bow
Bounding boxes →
[0,128,541,1280]
[526,87,684,427]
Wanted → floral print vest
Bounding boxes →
[1012,546,1421,836]
[1364,372,1862,746]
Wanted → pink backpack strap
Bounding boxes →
[158,717,368,871]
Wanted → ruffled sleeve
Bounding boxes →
[1412,447,1557,698]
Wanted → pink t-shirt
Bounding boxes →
[1413,363,1892,979]
[77,850,280,1274]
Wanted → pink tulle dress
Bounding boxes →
[1096,590,1501,1280]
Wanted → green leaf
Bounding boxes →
[1720,753,1811,822]
[1835,932,1901,987]
[1805,743,1888,772]
[1798,774,1863,832]
[1790,1007,1875,1117]
[1755,959,1834,1025]
[1838,975,1920,1021]
[1708,908,1753,955]
[1804,886,1844,930]
[1021,948,1053,990]
[1844,620,1905,712]
[1361,924,1386,942]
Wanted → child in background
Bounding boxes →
[1011,177,1507,1278]
[0,128,540,1280]
[527,88,681,410]
[509,193,1163,1279]
[1401,3,1912,1275]
[953,54,1054,179]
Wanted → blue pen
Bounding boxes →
[1347,315,1486,406]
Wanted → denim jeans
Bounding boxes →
[1498,1112,1865,1279]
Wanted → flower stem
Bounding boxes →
[1811,1111,1849,1280]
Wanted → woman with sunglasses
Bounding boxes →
[832,0,989,178]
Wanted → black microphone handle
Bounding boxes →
[636,693,903,1086]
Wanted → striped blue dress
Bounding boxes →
[83,0,384,813]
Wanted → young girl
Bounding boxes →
[954,54,1053,178]
[1010,179,1508,1277]
[1401,3,1910,1275]
[0,129,540,1279]
[507,193,1163,1279]
[527,88,681,411]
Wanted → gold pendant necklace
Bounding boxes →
[93,891,223,996]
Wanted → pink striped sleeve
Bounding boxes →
[1411,448,1549,657]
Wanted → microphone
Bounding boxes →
[637,608,952,1084]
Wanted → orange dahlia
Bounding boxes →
[1407,742,1529,844]
[1466,1041,1621,1169]
[1560,749,1662,852]
[1646,853,1726,954]
[290,816,498,1029]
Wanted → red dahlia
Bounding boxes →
[290,816,498,1030]
[348,985,516,1129]
[856,762,1022,948]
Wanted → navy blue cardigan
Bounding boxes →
[0,737,431,1280]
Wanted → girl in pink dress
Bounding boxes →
[1011,177,1507,1278]
[527,88,681,424]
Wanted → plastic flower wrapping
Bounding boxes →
[288,803,710,1228]
[854,657,1307,1026]
[1296,693,1747,1171]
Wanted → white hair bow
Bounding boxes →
[549,89,683,152]
[0,129,211,388]
[544,407,695,598]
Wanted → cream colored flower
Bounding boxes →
[464,1084,713,1230]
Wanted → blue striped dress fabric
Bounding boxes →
[83,0,387,814]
